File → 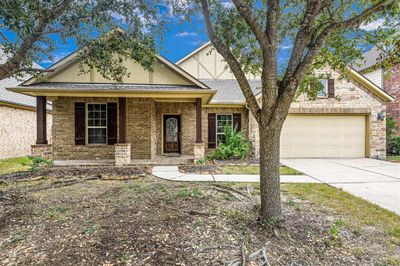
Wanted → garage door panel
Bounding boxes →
[280,115,365,158]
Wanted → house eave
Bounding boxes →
[7,87,217,104]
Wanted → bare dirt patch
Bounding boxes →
[0,173,399,265]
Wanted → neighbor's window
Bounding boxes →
[216,114,232,144]
[87,103,107,144]
[317,79,328,97]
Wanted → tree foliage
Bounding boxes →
[171,0,400,221]
[0,0,163,81]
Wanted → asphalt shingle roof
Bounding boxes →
[352,46,382,72]
[0,50,44,108]
[17,82,205,91]
[201,79,261,103]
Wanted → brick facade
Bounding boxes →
[248,69,387,159]
[51,97,248,161]
[0,105,52,159]
[384,63,400,130]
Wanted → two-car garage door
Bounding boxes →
[280,115,366,158]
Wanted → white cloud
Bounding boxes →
[359,18,386,31]
[221,1,234,9]
[190,40,204,46]
[175,31,198,37]
[281,44,293,50]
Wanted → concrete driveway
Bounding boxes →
[281,158,400,215]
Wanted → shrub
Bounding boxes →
[30,157,53,173]
[386,116,400,155]
[206,125,252,160]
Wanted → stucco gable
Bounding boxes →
[177,42,261,80]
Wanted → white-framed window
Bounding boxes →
[216,114,233,144]
[317,79,328,97]
[87,103,107,144]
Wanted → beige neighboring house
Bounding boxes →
[0,51,52,159]
[6,40,392,165]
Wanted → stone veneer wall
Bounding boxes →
[52,97,117,160]
[126,98,156,159]
[155,102,196,156]
[0,105,52,159]
[202,106,249,154]
[385,63,400,132]
[248,69,387,159]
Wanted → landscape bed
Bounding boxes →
[1,168,399,265]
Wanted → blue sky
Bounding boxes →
[37,14,212,68]
[3,5,382,70]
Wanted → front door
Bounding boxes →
[164,115,180,153]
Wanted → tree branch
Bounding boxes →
[0,0,71,80]
[199,0,261,122]
[231,0,269,52]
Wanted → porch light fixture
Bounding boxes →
[377,111,385,121]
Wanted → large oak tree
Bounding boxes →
[0,0,163,81]
[173,0,400,221]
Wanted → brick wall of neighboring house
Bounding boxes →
[248,69,387,159]
[0,105,52,159]
[384,63,400,129]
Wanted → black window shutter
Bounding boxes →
[208,113,216,148]
[107,103,118,145]
[75,102,85,145]
[328,79,335,98]
[233,113,241,132]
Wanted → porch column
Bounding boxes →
[115,97,130,166]
[194,98,205,162]
[195,98,202,143]
[36,96,47,144]
[118,97,127,143]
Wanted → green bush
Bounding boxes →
[206,125,252,160]
[30,157,54,173]
[386,117,400,155]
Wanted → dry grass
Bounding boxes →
[221,165,303,175]
[0,157,32,175]
[0,173,399,265]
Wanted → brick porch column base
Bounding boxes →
[31,144,52,159]
[115,143,131,166]
[193,143,205,162]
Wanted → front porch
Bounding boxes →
[32,96,206,165]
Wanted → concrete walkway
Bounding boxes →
[282,158,400,215]
[152,166,318,183]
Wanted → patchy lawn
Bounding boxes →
[387,155,400,162]
[180,164,303,175]
[221,165,303,175]
[1,170,399,265]
[0,157,32,175]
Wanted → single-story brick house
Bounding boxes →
[7,42,393,165]
[0,50,52,159]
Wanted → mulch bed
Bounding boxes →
[0,166,152,182]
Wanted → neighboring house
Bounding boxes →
[353,46,400,129]
[7,41,392,165]
[0,51,52,159]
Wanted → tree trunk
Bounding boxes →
[259,118,284,221]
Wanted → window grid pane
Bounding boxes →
[216,114,233,145]
[317,79,328,97]
[87,103,107,144]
